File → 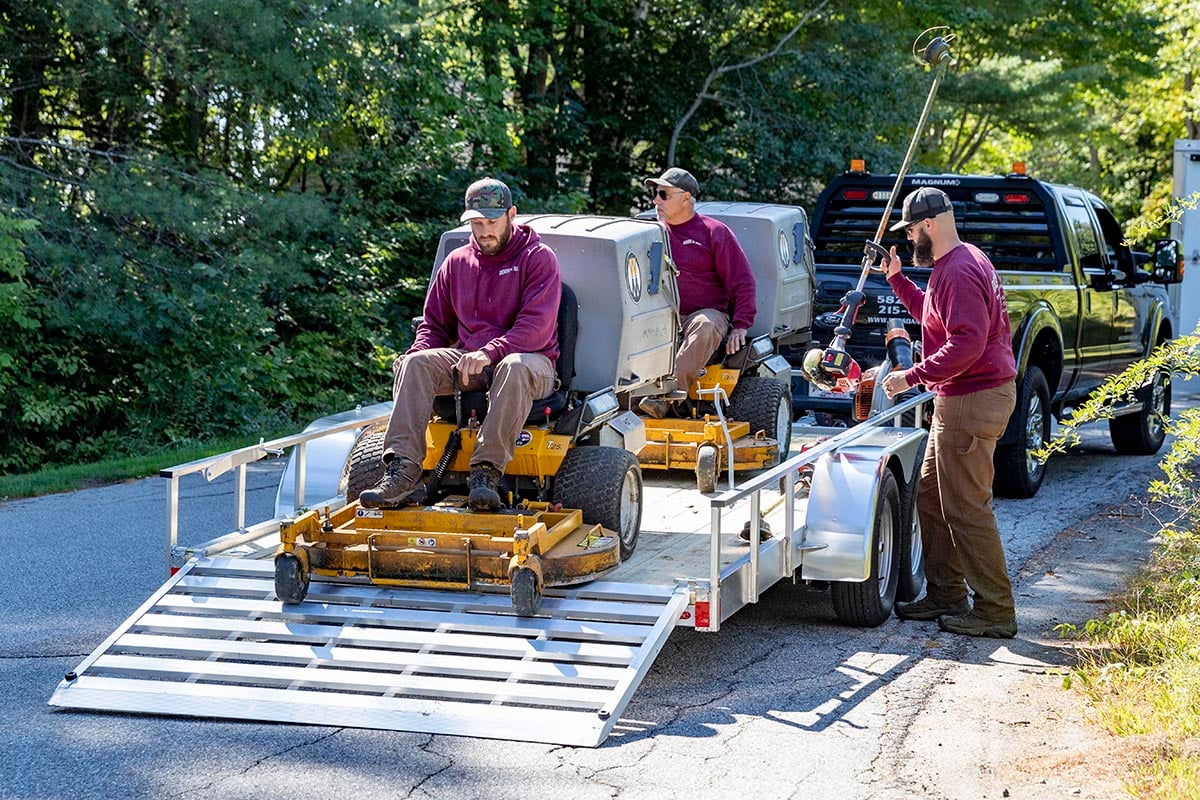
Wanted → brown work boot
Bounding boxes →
[468,463,503,511]
[358,457,421,508]
[638,390,689,420]
[894,595,971,621]
[938,610,1018,639]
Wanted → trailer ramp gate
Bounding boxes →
[49,557,688,747]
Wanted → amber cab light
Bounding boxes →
[1011,161,1027,175]
[849,159,866,173]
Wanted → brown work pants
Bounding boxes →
[919,380,1018,624]
[675,308,729,393]
[382,348,556,471]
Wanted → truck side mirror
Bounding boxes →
[1152,239,1184,284]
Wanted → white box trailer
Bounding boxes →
[49,209,930,747]
[1171,139,1200,336]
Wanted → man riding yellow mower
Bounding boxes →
[275,213,679,616]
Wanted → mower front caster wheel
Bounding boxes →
[511,567,542,617]
[696,444,719,493]
[275,553,310,605]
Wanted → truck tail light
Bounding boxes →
[842,189,868,200]
[1004,193,1030,204]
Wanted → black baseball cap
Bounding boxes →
[889,187,953,231]
[461,177,513,222]
[643,167,700,198]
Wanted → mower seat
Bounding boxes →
[432,283,578,426]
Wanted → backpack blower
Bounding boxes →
[800,28,956,402]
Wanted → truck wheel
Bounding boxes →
[510,567,542,617]
[729,376,793,465]
[696,444,719,493]
[344,421,388,502]
[993,366,1049,499]
[274,553,310,605]
[831,470,901,627]
[896,468,925,603]
[1108,369,1170,455]
[553,446,642,560]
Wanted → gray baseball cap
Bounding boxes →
[644,167,700,198]
[460,177,513,222]
[889,187,953,231]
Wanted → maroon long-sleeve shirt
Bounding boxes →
[409,223,560,366]
[887,242,1016,396]
[667,214,757,330]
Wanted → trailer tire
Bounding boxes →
[896,467,925,603]
[553,446,642,560]
[831,470,901,627]
[510,567,542,617]
[1108,369,1170,455]
[993,366,1049,499]
[729,376,792,466]
[344,421,388,502]
[274,553,310,605]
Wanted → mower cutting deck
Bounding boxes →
[275,500,622,616]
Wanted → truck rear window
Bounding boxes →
[814,181,1064,273]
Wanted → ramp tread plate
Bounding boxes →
[50,557,689,746]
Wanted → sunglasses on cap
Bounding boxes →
[654,188,686,200]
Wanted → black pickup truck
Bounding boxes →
[786,166,1185,498]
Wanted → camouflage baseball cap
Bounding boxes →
[643,167,700,198]
[889,187,953,231]
[460,177,513,222]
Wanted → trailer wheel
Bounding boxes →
[274,553,310,605]
[830,470,901,627]
[896,468,925,603]
[511,567,542,617]
[1108,368,1170,455]
[729,376,792,465]
[344,421,388,502]
[993,366,1049,499]
[553,446,642,560]
[696,444,719,493]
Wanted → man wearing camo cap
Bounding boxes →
[360,177,561,512]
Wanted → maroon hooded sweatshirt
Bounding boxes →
[887,242,1016,396]
[410,223,560,366]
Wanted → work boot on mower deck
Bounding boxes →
[359,457,422,508]
[638,390,690,420]
[467,463,503,511]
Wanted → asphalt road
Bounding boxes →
[3,382,1193,800]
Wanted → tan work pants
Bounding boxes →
[919,381,1018,624]
[675,308,729,393]
[382,349,556,471]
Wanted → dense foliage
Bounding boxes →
[1,0,1196,473]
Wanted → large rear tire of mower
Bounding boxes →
[510,567,542,617]
[553,446,642,560]
[1108,368,1170,455]
[274,553,310,605]
[729,376,792,465]
[344,421,388,502]
[830,470,901,627]
[993,365,1049,499]
[896,466,926,603]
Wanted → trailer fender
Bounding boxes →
[800,428,927,583]
[275,402,394,517]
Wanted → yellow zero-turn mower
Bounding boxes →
[274,283,643,616]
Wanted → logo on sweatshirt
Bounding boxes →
[681,238,702,247]
[498,266,519,277]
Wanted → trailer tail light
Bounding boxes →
[1004,193,1030,204]
[694,600,711,629]
[169,566,180,576]
[842,189,868,200]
